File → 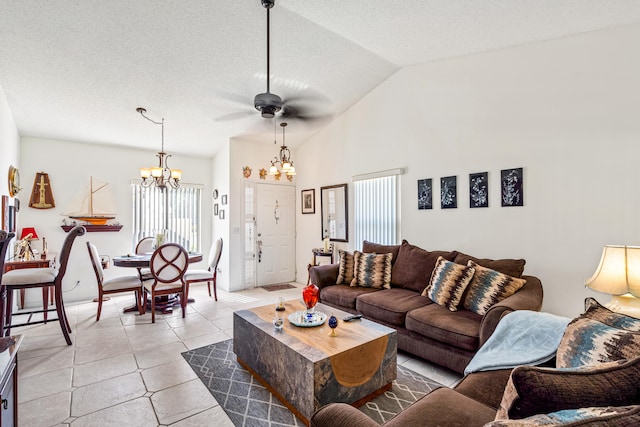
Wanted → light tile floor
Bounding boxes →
[15,282,461,426]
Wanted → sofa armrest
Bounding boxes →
[310,403,379,427]
[309,264,339,289]
[479,275,543,345]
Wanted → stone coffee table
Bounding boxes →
[233,300,397,425]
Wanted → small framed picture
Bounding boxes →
[417,178,432,210]
[214,204,219,215]
[221,194,228,205]
[219,209,225,220]
[469,172,489,208]
[501,167,524,207]
[440,176,457,209]
[301,189,315,214]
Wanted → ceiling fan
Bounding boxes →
[254,0,281,119]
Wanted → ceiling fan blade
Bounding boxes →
[214,110,254,122]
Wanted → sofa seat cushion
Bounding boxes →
[454,252,526,278]
[390,240,458,292]
[320,284,380,310]
[356,288,430,326]
[406,303,482,351]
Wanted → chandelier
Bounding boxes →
[269,122,296,177]
[137,107,182,189]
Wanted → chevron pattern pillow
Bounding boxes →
[422,256,475,311]
[350,251,393,289]
[462,261,526,315]
[336,250,355,285]
[581,297,640,331]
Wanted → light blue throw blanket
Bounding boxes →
[464,310,571,375]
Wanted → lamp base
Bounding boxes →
[605,294,640,319]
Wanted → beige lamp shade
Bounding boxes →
[585,245,640,297]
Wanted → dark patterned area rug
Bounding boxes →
[182,339,443,426]
[261,284,297,292]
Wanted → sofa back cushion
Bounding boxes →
[422,256,475,311]
[336,250,355,285]
[462,261,527,316]
[362,240,401,265]
[350,251,393,289]
[454,252,526,278]
[391,240,458,292]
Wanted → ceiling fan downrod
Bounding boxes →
[255,0,282,119]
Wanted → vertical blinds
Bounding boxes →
[131,184,202,253]
[354,174,398,250]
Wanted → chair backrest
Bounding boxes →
[55,226,87,284]
[207,237,223,271]
[136,236,156,255]
[0,230,16,278]
[86,242,104,284]
[150,243,188,283]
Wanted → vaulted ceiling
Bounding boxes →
[1,1,639,156]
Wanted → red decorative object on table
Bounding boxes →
[303,283,319,312]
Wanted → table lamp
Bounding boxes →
[19,227,39,261]
[585,245,640,318]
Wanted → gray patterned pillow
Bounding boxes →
[422,256,475,311]
[556,316,640,368]
[349,251,393,289]
[488,406,640,426]
[462,261,526,315]
[336,250,354,285]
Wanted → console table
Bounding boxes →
[0,335,22,427]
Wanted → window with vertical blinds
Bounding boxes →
[131,183,202,253]
[353,169,401,250]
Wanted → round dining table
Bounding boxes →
[113,252,203,313]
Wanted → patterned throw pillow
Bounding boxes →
[462,261,527,315]
[556,316,640,368]
[582,297,640,331]
[422,256,475,311]
[349,251,393,289]
[487,405,640,426]
[336,250,355,285]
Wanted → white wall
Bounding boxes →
[0,84,20,222]
[295,23,640,318]
[18,137,213,306]
[211,141,230,291]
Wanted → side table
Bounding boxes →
[3,259,55,309]
[307,249,334,284]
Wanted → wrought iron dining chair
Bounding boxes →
[87,242,144,321]
[184,237,223,301]
[1,225,86,345]
[135,236,156,282]
[0,231,16,336]
[143,243,188,323]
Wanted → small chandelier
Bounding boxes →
[269,122,296,177]
[137,107,182,189]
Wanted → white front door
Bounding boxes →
[256,183,296,286]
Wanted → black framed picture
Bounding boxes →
[219,209,225,220]
[221,194,228,205]
[301,189,315,214]
[501,167,524,207]
[417,179,432,210]
[469,172,489,208]
[214,204,219,216]
[440,176,457,209]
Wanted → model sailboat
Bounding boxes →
[63,177,117,225]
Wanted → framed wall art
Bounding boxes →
[501,167,523,207]
[417,178,432,210]
[301,189,315,214]
[440,176,457,209]
[214,204,219,216]
[219,209,225,220]
[1,195,8,230]
[469,172,489,208]
[221,194,228,205]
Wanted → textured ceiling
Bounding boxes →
[1,0,639,156]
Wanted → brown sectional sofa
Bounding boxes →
[309,240,544,374]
